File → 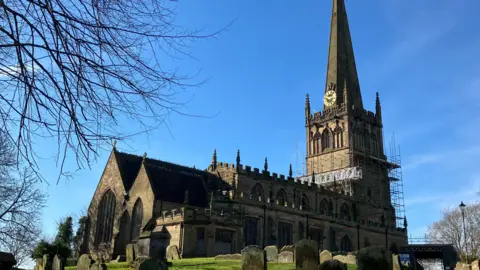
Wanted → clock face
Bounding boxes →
[324,90,337,107]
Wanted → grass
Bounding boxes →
[65,257,358,270]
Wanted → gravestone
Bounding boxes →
[34,258,44,270]
[241,245,266,270]
[52,255,63,270]
[43,254,52,270]
[0,252,17,270]
[318,260,348,270]
[126,244,136,264]
[278,251,294,263]
[357,246,391,270]
[264,245,278,262]
[281,245,295,253]
[294,239,319,270]
[392,254,401,270]
[472,260,480,270]
[77,254,92,270]
[333,255,356,265]
[320,250,333,264]
[166,245,180,260]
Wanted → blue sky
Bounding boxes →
[35,0,480,247]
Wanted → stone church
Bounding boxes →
[81,0,408,260]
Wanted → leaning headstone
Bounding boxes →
[166,245,181,260]
[318,260,348,270]
[333,255,356,265]
[241,245,266,270]
[392,254,401,270]
[77,254,92,270]
[472,260,480,270]
[278,251,294,263]
[295,239,319,270]
[126,243,137,264]
[52,255,63,270]
[281,245,295,253]
[320,250,333,264]
[34,258,44,270]
[357,246,391,270]
[264,245,278,262]
[43,254,52,270]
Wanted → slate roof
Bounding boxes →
[114,151,228,208]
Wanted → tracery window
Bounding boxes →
[94,189,116,246]
[276,189,287,206]
[300,194,309,211]
[364,131,370,150]
[251,183,265,202]
[312,132,321,154]
[130,198,143,242]
[319,199,329,215]
[340,235,353,252]
[321,129,332,151]
[340,203,351,221]
[371,134,378,153]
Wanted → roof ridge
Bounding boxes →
[116,150,207,172]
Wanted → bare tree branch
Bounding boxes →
[0,130,47,266]
[426,203,480,263]
[0,0,230,182]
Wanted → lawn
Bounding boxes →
[65,257,358,269]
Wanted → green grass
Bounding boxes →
[65,257,358,270]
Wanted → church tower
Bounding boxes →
[305,0,398,222]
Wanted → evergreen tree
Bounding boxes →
[55,216,74,246]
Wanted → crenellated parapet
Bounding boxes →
[208,160,356,196]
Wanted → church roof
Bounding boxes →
[114,150,228,207]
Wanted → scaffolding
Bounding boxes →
[387,135,406,229]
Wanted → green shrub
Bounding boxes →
[319,260,348,270]
[357,246,390,270]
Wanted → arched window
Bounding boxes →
[114,211,130,255]
[364,131,370,150]
[328,200,333,216]
[312,133,320,154]
[130,198,143,242]
[94,189,116,246]
[340,235,353,252]
[371,134,378,153]
[319,199,328,215]
[251,184,265,202]
[321,129,332,151]
[340,203,351,221]
[300,194,309,211]
[276,189,287,206]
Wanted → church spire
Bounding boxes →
[324,0,363,111]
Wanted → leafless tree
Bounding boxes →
[0,0,228,182]
[426,202,480,263]
[0,130,46,266]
